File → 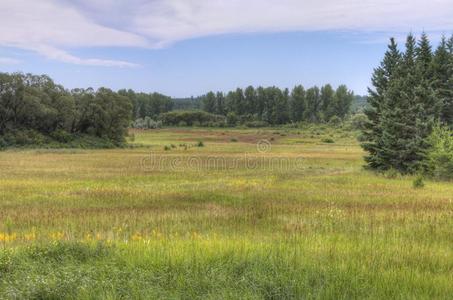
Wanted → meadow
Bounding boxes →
[0,126,452,299]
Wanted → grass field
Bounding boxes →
[0,126,452,299]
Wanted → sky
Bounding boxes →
[0,1,452,97]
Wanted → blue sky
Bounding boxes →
[1,1,452,97]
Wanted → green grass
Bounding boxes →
[0,127,452,299]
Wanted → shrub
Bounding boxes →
[350,113,368,130]
[426,123,453,180]
[226,112,238,127]
[14,130,47,146]
[383,168,399,179]
[197,141,204,147]
[159,110,226,127]
[244,121,269,128]
[329,116,342,126]
[50,129,73,143]
[230,138,238,142]
[0,137,8,149]
[132,117,162,129]
[321,138,335,144]
[164,145,171,151]
[413,175,425,189]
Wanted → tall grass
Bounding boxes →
[0,127,452,298]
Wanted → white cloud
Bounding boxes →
[132,0,453,45]
[0,57,22,65]
[0,0,452,66]
[0,0,146,67]
[33,45,139,68]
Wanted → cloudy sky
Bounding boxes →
[0,0,452,96]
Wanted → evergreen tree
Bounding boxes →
[415,33,440,119]
[362,38,401,170]
[434,35,453,126]
[380,34,424,172]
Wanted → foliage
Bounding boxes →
[132,117,162,129]
[350,113,368,130]
[118,89,173,119]
[321,137,335,143]
[426,123,453,179]
[0,73,132,148]
[413,174,425,188]
[361,33,453,174]
[159,110,226,127]
[199,84,354,125]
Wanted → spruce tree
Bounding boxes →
[379,34,422,172]
[431,36,452,126]
[362,38,401,170]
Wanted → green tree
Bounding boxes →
[362,38,401,170]
[290,85,305,122]
[333,85,354,120]
[304,86,321,122]
[244,86,256,116]
[380,34,424,172]
[274,88,290,124]
[320,84,335,121]
[202,91,216,114]
[215,92,226,116]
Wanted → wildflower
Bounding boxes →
[49,231,65,241]
[24,231,37,241]
[131,233,143,241]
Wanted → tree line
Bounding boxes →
[200,85,355,125]
[0,73,132,147]
[0,71,357,148]
[118,89,173,119]
[362,33,453,175]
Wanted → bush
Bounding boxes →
[0,137,8,149]
[321,138,335,144]
[14,130,48,146]
[329,116,342,126]
[383,168,400,179]
[132,117,162,129]
[350,113,368,130]
[197,141,204,147]
[244,121,269,128]
[413,175,425,189]
[159,110,226,127]
[50,129,73,143]
[226,112,238,127]
[426,123,453,180]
